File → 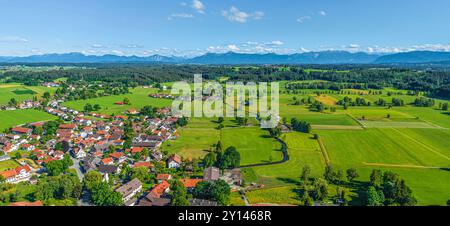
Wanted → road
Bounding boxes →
[69,156,84,181]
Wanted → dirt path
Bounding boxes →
[363,162,449,170]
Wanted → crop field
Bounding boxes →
[0,160,20,171]
[63,87,172,115]
[314,94,337,106]
[0,83,57,105]
[0,109,57,132]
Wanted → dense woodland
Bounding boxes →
[1,64,449,98]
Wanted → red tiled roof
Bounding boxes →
[133,162,154,169]
[102,157,113,165]
[109,152,125,159]
[168,154,182,164]
[8,201,43,206]
[11,127,32,134]
[59,124,77,130]
[150,181,170,198]
[180,179,203,188]
[131,147,143,154]
[156,174,171,180]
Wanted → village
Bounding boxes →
[0,84,242,207]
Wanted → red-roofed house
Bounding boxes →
[149,180,170,198]
[0,165,31,184]
[156,174,172,182]
[133,162,154,169]
[11,127,32,135]
[101,157,114,166]
[167,154,182,169]
[180,179,203,190]
[110,152,126,164]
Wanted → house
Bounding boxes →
[167,154,182,169]
[133,162,154,169]
[101,157,114,166]
[127,108,138,115]
[98,165,120,175]
[72,147,86,159]
[53,150,65,160]
[204,167,220,181]
[137,194,171,206]
[109,152,126,164]
[180,179,203,191]
[21,143,35,151]
[0,165,31,184]
[156,174,172,183]
[11,127,32,136]
[149,180,170,198]
[59,124,77,131]
[115,178,142,205]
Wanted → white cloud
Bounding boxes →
[265,40,284,46]
[318,11,326,16]
[0,36,29,43]
[91,44,107,49]
[296,16,311,23]
[191,0,205,14]
[168,13,195,20]
[222,7,264,23]
[227,44,240,51]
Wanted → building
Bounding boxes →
[0,165,31,184]
[115,178,142,205]
[167,154,182,169]
[11,127,32,136]
[204,167,220,181]
[189,199,218,207]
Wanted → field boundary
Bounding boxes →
[363,162,450,170]
[317,138,330,166]
[391,128,450,161]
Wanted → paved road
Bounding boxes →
[69,156,84,181]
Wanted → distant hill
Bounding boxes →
[1,50,450,65]
[374,51,450,64]
[186,51,380,64]
[0,52,182,63]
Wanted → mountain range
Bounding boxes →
[1,51,450,65]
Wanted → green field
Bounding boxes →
[63,87,172,115]
[0,109,57,132]
[0,160,20,171]
[221,127,283,166]
[0,84,56,105]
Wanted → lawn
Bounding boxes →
[221,127,283,166]
[0,160,20,171]
[245,132,326,187]
[62,87,172,115]
[163,127,220,159]
[317,128,450,168]
[0,109,57,132]
[0,83,56,105]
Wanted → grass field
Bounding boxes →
[221,127,283,166]
[0,160,20,171]
[0,109,57,132]
[244,132,326,187]
[0,83,56,105]
[63,87,172,115]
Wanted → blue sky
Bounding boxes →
[1,0,450,56]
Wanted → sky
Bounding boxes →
[1,0,450,57]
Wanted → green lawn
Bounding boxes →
[221,127,283,166]
[62,87,172,115]
[0,84,56,105]
[0,160,20,171]
[0,109,57,132]
[245,132,326,187]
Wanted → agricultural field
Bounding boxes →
[0,83,57,105]
[63,87,172,115]
[0,109,57,132]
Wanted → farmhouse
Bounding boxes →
[204,167,220,181]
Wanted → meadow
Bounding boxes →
[63,87,173,115]
[0,109,57,132]
[0,160,20,171]
[0,83,57,105]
